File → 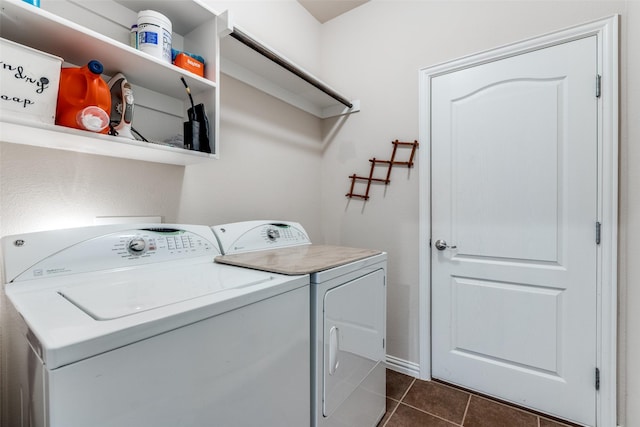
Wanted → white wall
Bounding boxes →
[178,0,325,239]
[206,0,321,72]
[0,144,185,235]
[318,1,638,425]
[622,2,640,425]
[176,73,325,239]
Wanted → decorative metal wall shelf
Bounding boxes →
[346,139,419,200]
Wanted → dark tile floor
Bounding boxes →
[379,370,579,427]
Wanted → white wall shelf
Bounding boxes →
[0,0,220,164]
[0,120,213,166]
[219,18,360,119]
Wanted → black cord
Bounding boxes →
[180,77,196,121]
[131,127,148,142]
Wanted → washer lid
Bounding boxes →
[59,263,273,320]
[5,261,308,370]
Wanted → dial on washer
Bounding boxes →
[127,237,146,255]
[266,228,280,241]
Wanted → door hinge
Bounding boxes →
[595,367,600,390]
[596,74,602,98]
[596,222,601,245]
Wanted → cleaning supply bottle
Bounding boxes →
[55,60,111,134]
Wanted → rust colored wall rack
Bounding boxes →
[346,139,419,200]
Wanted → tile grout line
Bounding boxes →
[472,393,557,424]
[443,380,571,426]
[382,378,417,427]
[392,374,579,427]
[380,401,398,427]
[400,378,417,401]
[398,401,465,426]
[391,378,469,426]
[460,393,472,426]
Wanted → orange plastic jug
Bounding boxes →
[55,60,111,134]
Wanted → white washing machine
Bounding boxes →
[212,221,387,427]
[0,223,310,427]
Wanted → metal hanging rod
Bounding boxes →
[229,28,353,109]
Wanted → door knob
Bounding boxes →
[434,239,457,251]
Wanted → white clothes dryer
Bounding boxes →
[213,221,387,427]
[0,223,310,427]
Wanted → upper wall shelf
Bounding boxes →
[1,120,212,166]
[218,15,360,119]
[0,0,220,164]
[1,0,217,100]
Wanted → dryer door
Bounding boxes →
[323,268,385,418]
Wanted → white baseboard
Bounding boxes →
[385,355,421,378]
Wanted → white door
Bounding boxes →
[431,36,598,426]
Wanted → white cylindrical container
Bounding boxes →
[137,10,172,63]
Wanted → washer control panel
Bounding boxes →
[8,226,220,282]
[113,228,214,260]
[212,221,311,255]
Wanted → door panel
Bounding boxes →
[323,269,385,419]
[452,277,562,373]
[431,36,597,426]
[452,78,563,262]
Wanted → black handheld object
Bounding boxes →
[181,77,211,153]
[187,103,210,153]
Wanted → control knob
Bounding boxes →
[127,237,146,255]
[266,228,280,241]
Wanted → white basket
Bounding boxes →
[0,38,63,124]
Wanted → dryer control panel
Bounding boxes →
[4,225,220,283]
[212,220,311,255]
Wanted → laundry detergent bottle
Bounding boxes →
[55,60,111,134]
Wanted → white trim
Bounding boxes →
[385,355,421,378]
[418,15,618,426]
[594,15,619,427]
[417,56,432,382]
